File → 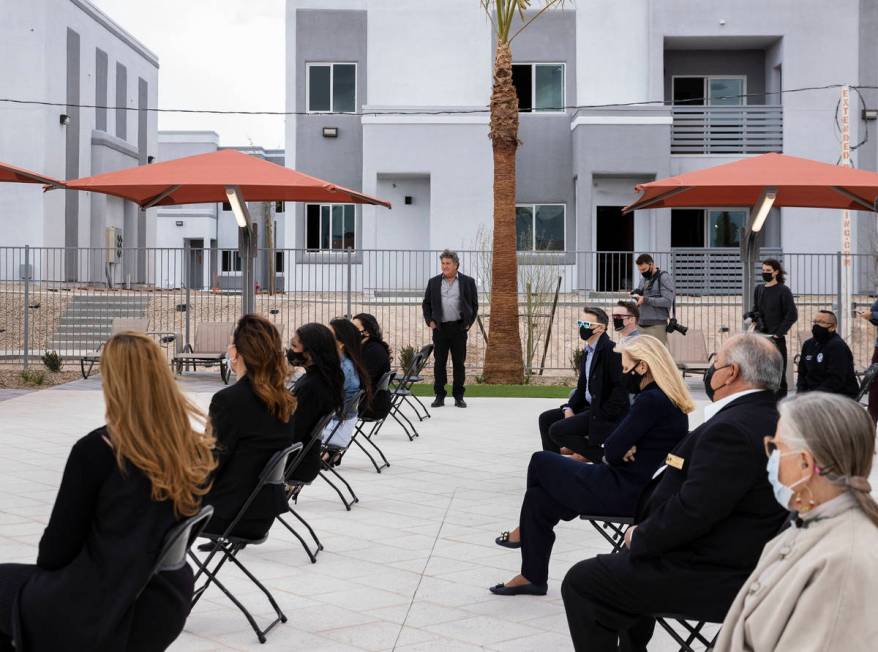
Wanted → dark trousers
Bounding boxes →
[562,552,740,652]
[538,407,603,460]
[433,321,467,399]
[772,335,789,398]
[519,452,604,585]
[0,563,33,651]
[869,347,878,425]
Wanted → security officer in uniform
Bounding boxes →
[796,309,858,398]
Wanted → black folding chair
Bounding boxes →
[856,362,878,403]
[578,514,634,554]
[654,615,721,652]
[391,344,434,422]
[351,371,395,473]
[318,390,364,511]
[387,347,433,441]
[276,413,334,564]
[189,442,303,644]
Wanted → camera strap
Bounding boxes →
[653,270,676,319]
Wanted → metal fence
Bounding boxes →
[2,246,877,377]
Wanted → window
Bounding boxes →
[305,204,355,250]
[515,204,565,251]
[512,64,565,112]
[274,251,285,273]
[221,250,241,272]
[672,76,746,106]
[671,209,747,248]
[307,63,356,113]
[221,201,231,212]
[275,201,284,213]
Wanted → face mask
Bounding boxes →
[762,272,774,282]
[702,363,731,402]
[766,449,810,510]
[625,369,644,394]
[812,324,832,342]
[641,269,653,280]
[579,325,594,341]
[286,349,307,367]
[613,317,626,332]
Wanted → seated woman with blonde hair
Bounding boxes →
[0,332,216,651]
[490,334,694,596]
[715,391,878,652]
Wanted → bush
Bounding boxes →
[571,347,584,373]
[42,351,62,373]
[398,345,416,374]
[20,369,46,386]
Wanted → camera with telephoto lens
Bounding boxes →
[666,318,688,336]
[743,310,766,333]
[630,288,643,297]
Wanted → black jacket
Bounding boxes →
[797,333,859,397]
[13,429,192,651]
[289,367,341,482]
[205,376,295,535]
[631,391,787,573]
[360,339,392,418]
[565,332,630,444]
[422,272,478,328]
[753,283,798,337]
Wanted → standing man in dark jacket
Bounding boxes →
[538,306,629,460]
[750,258,798,397]
[561,334,788,651]
[422,249,478,408]
[797,310,858,398]
[857,297,878,423]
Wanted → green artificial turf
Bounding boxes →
[410,383,572,399]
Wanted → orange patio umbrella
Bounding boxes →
[0,161,64,187]
[62,148,390,208]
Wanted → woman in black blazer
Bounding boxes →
[203,314,297,539]
[0,333,216,651]
[490,335,693,597]
[286,322,345,482]
[353,312,392,419]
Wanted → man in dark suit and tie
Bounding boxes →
[561,334,789,651]
[422,249,478,408]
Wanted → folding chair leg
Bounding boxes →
[390,407,419,440]
[354,433,390,473]
[318,469,358,511]
[277,515,319,563]
[411,393,431,420]
[224,548,288,628]
[402,394,429,422]
[288,507,324,552]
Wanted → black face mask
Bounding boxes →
[286,349,307,367]
[702,363,731,402]
[625,369,644,394]
[762,272,774,282]
[641,269,653,280]
[613,317,626,332]
[579,325,594,341]
[812,324,833,342]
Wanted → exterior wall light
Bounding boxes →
[322,127,339,138]
[59,114,71,126]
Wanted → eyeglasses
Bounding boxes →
[577,320,597,329]
[358,329,368,337]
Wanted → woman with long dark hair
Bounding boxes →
[286,323,345,482]
[320,318,372,449]
[203,314,297,539]
[750,258,798,398]
[0,333,216,651]
[353,312,392,418]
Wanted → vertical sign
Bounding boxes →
[840,85,853,342]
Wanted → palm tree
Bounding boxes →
[480,0,566,384]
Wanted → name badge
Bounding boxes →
[666,454,685,470]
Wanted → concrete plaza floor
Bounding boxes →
[2,375,865,651]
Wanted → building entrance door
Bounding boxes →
[596,206,634,291]
[185,238,204,290]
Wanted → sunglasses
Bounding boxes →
[577,320,599,329]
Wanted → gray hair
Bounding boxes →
[439,249,460,266]
[722,334,782,391]
[778,392,877,526]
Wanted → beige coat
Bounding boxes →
[714,493,878,652]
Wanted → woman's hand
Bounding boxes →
[563,407,574,418]
[623,446,637,463]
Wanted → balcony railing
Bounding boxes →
[671,105,783,155]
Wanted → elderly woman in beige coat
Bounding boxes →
[715,391,878,652]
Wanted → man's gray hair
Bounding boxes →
[723,334,782,391]
[439,249,460,266]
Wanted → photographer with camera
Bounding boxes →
[632,254,679,345]
[747,258,798,398]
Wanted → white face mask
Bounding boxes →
[766,449,810,510]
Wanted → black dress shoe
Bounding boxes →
[489,582,548,596]
[431,397,445,407]
[454,398,467,408]
[495,531,521,549]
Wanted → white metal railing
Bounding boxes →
[672,105,783,155]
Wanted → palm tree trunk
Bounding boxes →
[483,41,524,384]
